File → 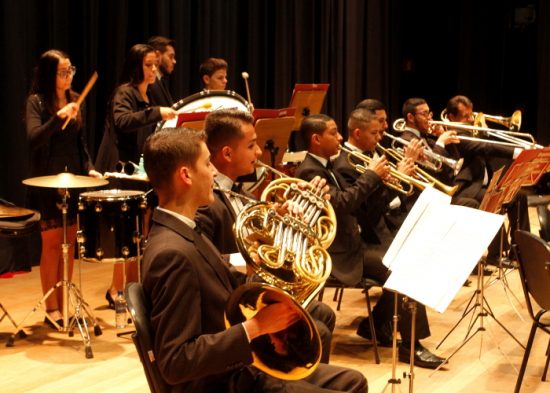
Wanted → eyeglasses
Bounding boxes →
[57,66,77,78]
[415,110,432,118]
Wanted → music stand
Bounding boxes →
[253,110,296,168]
[8,173,108,359]
[288,83,329,130]
[382,187,505,388]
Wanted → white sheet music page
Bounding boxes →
[382,187,504,313]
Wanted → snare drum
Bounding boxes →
[77,189,147,263]
[156,90,251,130]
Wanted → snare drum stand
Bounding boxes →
[7,191,102,359]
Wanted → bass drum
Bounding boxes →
[156,90,251,131]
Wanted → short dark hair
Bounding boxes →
[147,36,176,53]
[204,109,254,156]
[199,58,228,80]
[356,99,386,112]
[143,127,206,193]
[446,95,472,117]
[121,44,155,85]
[299,114,333,148]
[402,97,427,118]
[347,108,378,133]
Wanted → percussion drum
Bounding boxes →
[77,189,146,263]
[156,90,251,130]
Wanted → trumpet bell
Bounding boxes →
[225,282,321,380]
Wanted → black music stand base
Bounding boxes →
[434,260,524,370]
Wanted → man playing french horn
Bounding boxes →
[195,109,337,365]
[141,127,367,392]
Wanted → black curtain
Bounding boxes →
[1,0,545,206]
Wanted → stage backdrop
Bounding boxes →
[2,0,548,205]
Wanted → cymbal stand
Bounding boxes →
[6,191,102,358]
[434,259,524,369]
[381,291,402,393]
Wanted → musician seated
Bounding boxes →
[140,127,366,393]
[199,57,228,91]
[195,109,336,364]
[295,113,446,369]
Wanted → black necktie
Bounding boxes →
[326,161,342,189]
[231,182,242,193]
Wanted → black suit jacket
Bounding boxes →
[295,153,382,286]
[148,76,174,107]
[142,209,252,393]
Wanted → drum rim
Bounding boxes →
[156,89,251,131]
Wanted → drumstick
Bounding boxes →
[241,71,253,108]
[62,71,98,130]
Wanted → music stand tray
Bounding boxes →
[288,83,329,130]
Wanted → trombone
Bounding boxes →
[376,143,459,196]
[441,108,522,131]
[339,145,433,196]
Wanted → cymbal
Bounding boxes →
[0,205,36,220]
[23,173,108,189]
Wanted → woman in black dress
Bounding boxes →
[25,49,102,326]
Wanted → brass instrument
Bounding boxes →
[433,109,540,149]
[376,144,459,196]
[225,162,336,380]
[441,108,522,131]
[385,127,464,176]
[339,145,433,196]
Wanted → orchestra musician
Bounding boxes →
[95,43,177,307]
[25,49,102,327]
[199,57,228,91]
[140,127,368,393]
[294,113,445,369]
[147,36,177,107]
[195,109,337,364]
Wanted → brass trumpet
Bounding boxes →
[383,132,464,176]
[225,161,336,380]
[339,145,433,196]
[376,144,459,196]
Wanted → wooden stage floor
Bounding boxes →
[1,212,549,392]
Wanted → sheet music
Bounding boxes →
[383,187,504,313]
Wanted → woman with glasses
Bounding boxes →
[25,49,102,328]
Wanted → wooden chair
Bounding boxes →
[512,230,550,393]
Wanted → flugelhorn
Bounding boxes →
[225,162,336,380]
[339,145,432,196]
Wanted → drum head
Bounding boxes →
[80,189,144,201]
[156,90,251,131]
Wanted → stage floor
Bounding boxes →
[0,209,549,392]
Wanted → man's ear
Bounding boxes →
[178,166,192,185]
[351,127,361,140]
[202,75,210,87]
[311,132,321,147]
[221,145,232,161]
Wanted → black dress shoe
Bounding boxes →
[105,291,115,310]
[398,343,447,369]
[44,316,63,329]
[356,318,397,347]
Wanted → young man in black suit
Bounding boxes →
[296,109,444,368]
[195,109,336,364]
[141,127,367,392]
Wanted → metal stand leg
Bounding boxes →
[434,260,525,371]
[6,192,102,358]
[381,291,402,393]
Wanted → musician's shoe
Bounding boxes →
[356,318,397,347]
[398,342,447,369]
[105,290,116,310]
[44,316,63,330]
[486,256,517,269]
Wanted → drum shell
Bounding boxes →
[77,190,146,263]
